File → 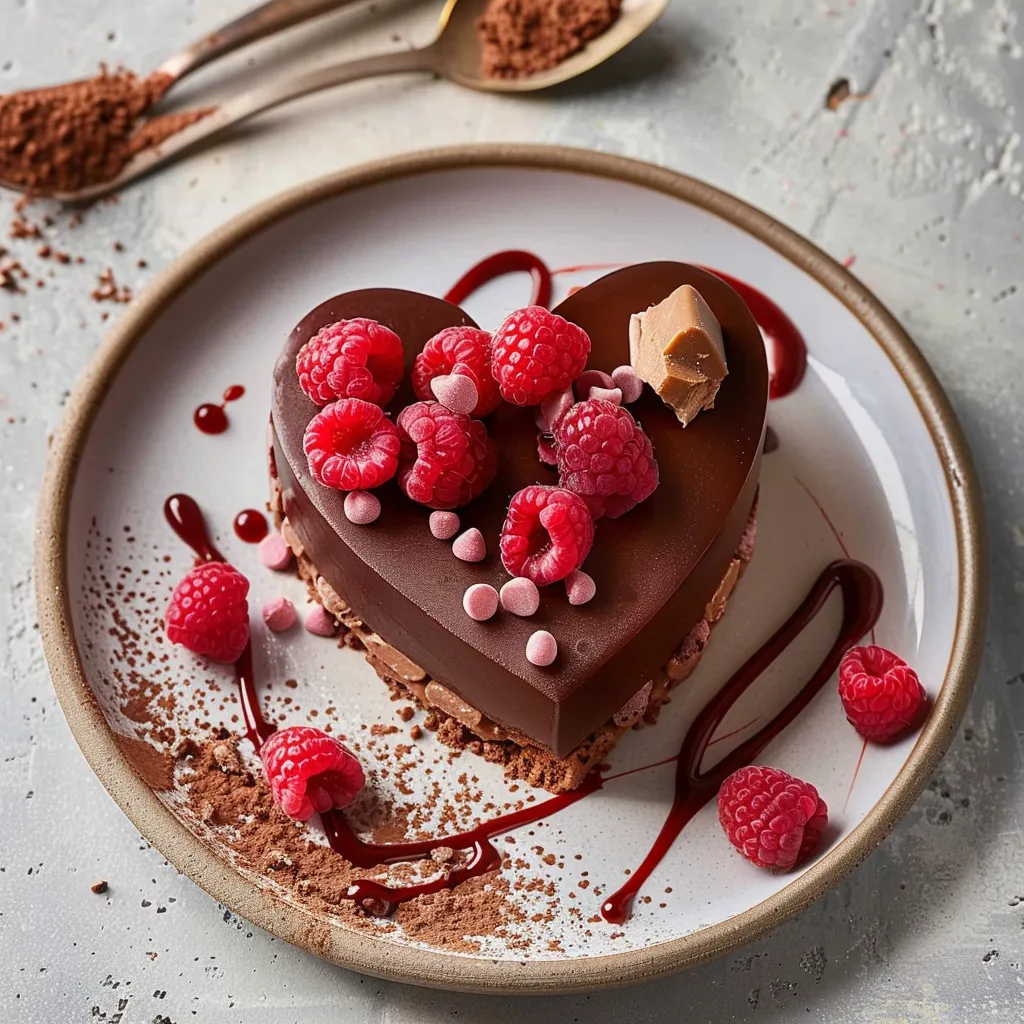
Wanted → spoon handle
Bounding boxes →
[155,0,366,83]
[63,46,437,202]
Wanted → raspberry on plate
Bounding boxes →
[718,765,828,871]
[491,306,591,406]
[499,485,594,586]
[396,400,497,509]
[165,562,250,663]
[412,326,501,417]
[303,398,400,492]
[260,725,365,821]
[554,398,659,519]
[295,318,404,408]
[838,645,928,742]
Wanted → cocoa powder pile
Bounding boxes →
[0,67,211,194]
[477,0,622,80]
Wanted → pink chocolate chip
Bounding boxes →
[566,569,596,606]
[611,364,644,404]
[500,577,540,617]
[344,490,381,525]
[430,373,479,415]
[429,510,460,540]
[258,532,293,571]
[263,596,296,632]
[304,604,336,637]
[463,583,499,621]
[526,630,558,667]
[589,385,622,406]
[576,369,614,398]
[452,527,486,562]
[537,387,574,432]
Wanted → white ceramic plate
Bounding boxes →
[37,146,985,993]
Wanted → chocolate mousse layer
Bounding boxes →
[270,264,768,757]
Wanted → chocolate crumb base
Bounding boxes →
[270,466,757,794]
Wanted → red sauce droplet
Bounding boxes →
[194,403,228,434]
[444,250,552,310]
[223,384,245,403]
[233,508,268,543]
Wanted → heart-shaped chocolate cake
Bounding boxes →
[270,263,768,792]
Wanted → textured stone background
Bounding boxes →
[1,0,1021,1019]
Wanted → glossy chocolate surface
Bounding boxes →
[271,265,768,756]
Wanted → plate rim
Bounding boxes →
[34,143,988,994]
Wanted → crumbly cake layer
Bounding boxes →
[270,471,755,794]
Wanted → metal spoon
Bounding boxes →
[13,0,668,203]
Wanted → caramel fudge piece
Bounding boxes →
[629,284,728,426]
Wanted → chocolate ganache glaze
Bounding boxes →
[270,263,768,756]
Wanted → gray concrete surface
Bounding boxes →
[1,0,1022,1019]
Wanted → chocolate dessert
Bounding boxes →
[267,263,768,792]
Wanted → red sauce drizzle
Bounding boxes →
[443,254,807,400]
[233,508,269,543]
[444,250,552,310]
[163,493,275,750]
[194,384,245,434]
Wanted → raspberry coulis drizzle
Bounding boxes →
[447,252,807,400]
[233,508,269,543]
[194,384,246,435]
[163,493,275,749]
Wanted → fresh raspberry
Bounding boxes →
[396,400,497,509]
[499,485,594,586]
[491,306,591,406]
[260,725,365,821]
[718,765,828,871]
[295,318,404,407]
[838,645,928,742]
[554,399,659,519]
[165,562,250,664]
[412,326,500,416]
[303,398,400,491]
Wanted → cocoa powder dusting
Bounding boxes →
[476,0,622,80]
[0,67,212,193]
[114,733,174,791]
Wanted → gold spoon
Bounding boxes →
[6,0,668,203]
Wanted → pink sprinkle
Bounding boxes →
[566,569,596,606]
[258,532,293,571]
[304,603,336,637]
[589,386,622,405]
[452,527,486,562]
[526,630,558,667]
[576,369,614,398]
[463,583,499,621]
[430,373,479,415]
[611,365,644,403]
[538,388,574,432]
[263,596,297,632]
[500,577,540,617]
[537,433,558,465]
[344,490,381,525]
[429,510,460,540]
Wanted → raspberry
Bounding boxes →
[838,645,928,742]
[718,765,828,871]
[491,306,591,406]
[412,326,500,416]
[396,400,497,509]
[499,485,594,586]
[554,399,659,519]
[260,725,365,821]
[303,398,400,491]
[295,318,404,407]
[165,562,250,663]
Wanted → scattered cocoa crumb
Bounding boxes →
[91,266,132,303]
[825,77,869,111]
[397,706,415,722]
[410,724,423,740]
[477,0,621,79]
[91,880,108,894]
